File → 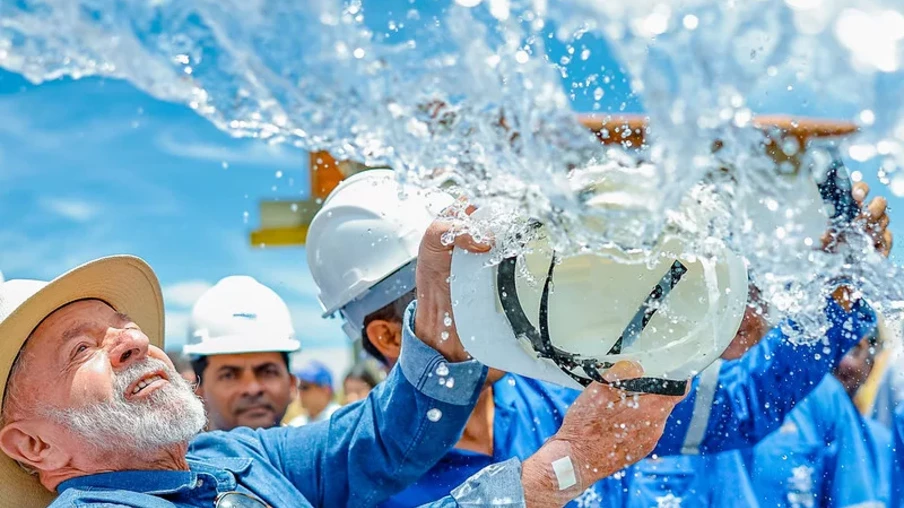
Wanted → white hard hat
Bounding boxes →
[183,276,300,356]
[307,169,454,340]
[450,208,748,395]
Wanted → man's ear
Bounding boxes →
[365,319,403,362]
[0,421,70,472]
[289,374,298,399]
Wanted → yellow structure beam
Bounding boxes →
[250,151,357,247]
[250,226,310,247]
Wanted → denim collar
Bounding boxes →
[57,457,252,496]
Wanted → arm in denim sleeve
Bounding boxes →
[417,458,526,508]
[254,302,488,507]
[654,297,876,456]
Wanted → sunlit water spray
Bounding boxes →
[2,0,904,346]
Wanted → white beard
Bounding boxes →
[46,357,207,452]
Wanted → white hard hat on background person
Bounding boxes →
[183,276,300,356]
[306,169,454,340]
[450,207,748,395]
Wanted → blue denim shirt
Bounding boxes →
[51,303,522,508]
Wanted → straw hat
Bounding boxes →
[0,256,163,508]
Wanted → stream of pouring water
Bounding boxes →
[2,0,904,343]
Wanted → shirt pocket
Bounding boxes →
[750,438,827,508]
[623,458,710,508]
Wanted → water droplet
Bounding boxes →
[275,170,284,178]
[860,109,876,126]
[443,313,453,327]
[445,377,455,388]
[290,203,298,212]
[440,331,450,341]
[436,362,450,377]
[427,408,442,422]
[683,14,699,30]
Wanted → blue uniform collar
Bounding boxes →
[57,457,252,496]
[491,374,526,410]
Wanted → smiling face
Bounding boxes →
[0,299,206,485]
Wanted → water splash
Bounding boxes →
[2,0,904,341]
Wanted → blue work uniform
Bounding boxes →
[741,375,882,508]
[891,405,904,507]
[381,298,876,507]
[873,360,904,429]
[621,452,758,508]
[52,304,505,508]
[864,417,893,505]
[618,298,878,508]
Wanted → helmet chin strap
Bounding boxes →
[497,250,689,397]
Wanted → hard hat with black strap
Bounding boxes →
[450,205,749,396]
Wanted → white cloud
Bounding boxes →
[216,229,322,300]
[0,226,131,280]
[164,309,192,352]
[39,197,100,222]
[254,265,322,300]
[289,303,349,350]
[0,95,142,154]
[162,280,213,308]
[156,132,307,168]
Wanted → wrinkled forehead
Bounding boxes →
[15,299,120,371]
[31,299,117,343]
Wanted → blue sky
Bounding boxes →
[1,6,901,353]
[0,70,337,351]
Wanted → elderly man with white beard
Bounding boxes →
[0,217,684,508]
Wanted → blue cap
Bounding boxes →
[294,360,334,388]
